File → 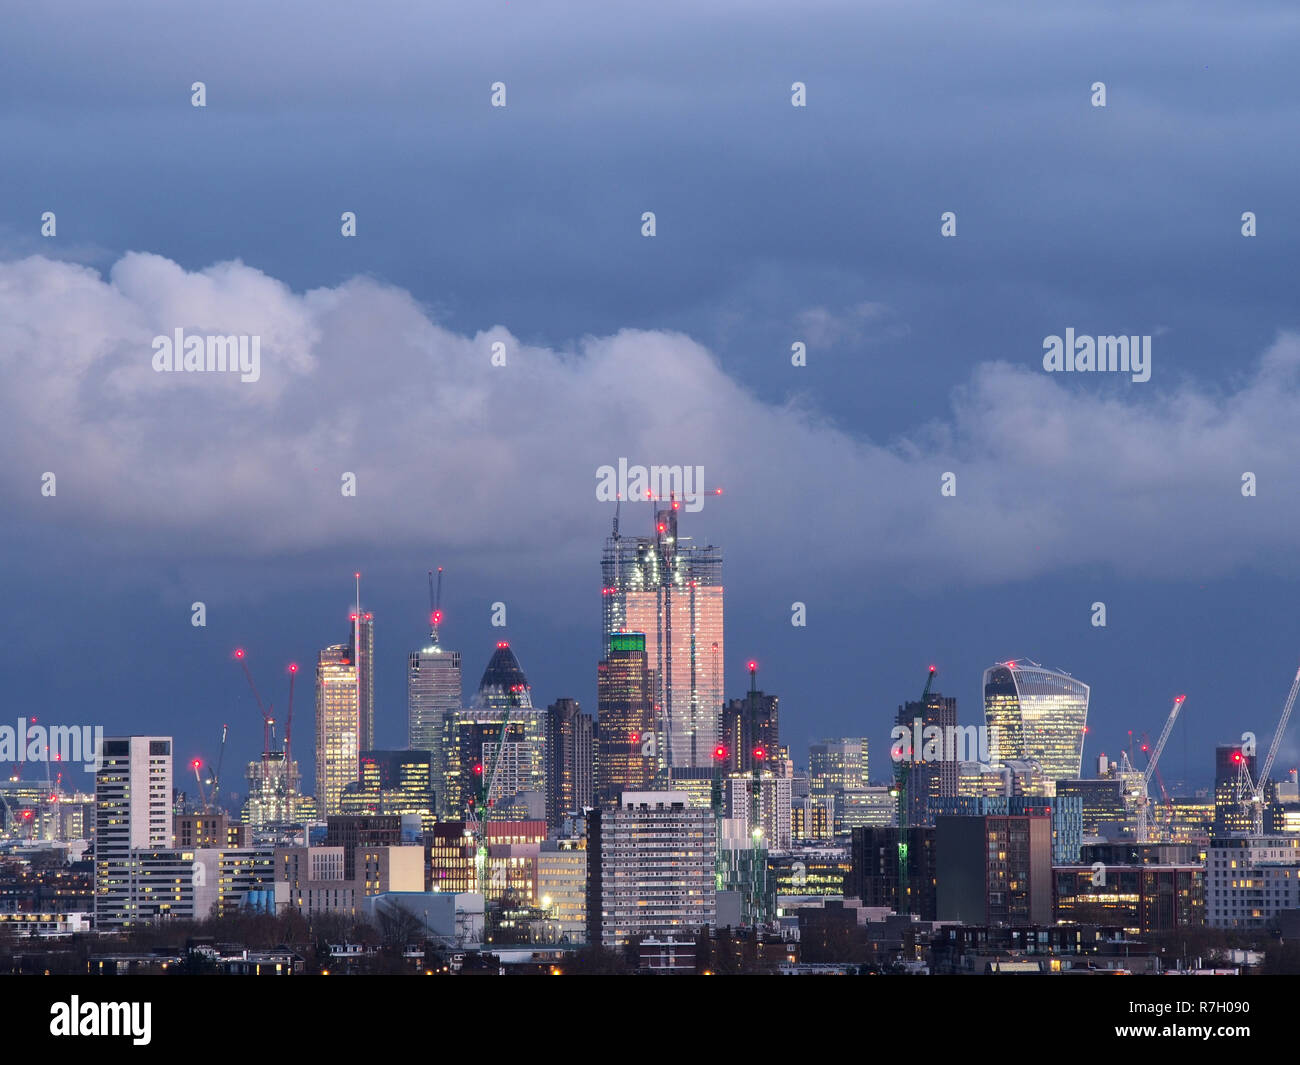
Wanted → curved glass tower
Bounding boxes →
[983,660,1089,784]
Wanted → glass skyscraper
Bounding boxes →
[314,606,374,817]
[440,642,546,818]
[983,660,1090,785]
[408,608,462,815]
[601,504,723,770]
[596,632,658,804]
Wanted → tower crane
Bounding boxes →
[1236,662,1300,833]
[1138,730,1174,832]
[428,567,444,646]
[711,738,728,891]
[208,724,229,813]
[746,660,768,927]
[191,759,209,812]
[283,663,298,766]
[1135,695,1185,843]
[234,648,276,756]
[231,650,301,824]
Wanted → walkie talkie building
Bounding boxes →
[983,660,1090,785]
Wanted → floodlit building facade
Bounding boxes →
[315,608,374,817]
[93,736,174,930]
[588,791,716,948]
[601,506,723,770]
[596,632,658,804]
[408,606,462,808]
[983,661,1089,786]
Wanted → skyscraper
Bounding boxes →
[408,595,462,815]
[722,690,780,774]
[316,639,358,818]
[983,660,1089,785]
[340,749,437,831]
[315,586,375,817]
[547,698,594,824]
[441,643,547,817]
[809,739,869,797]
[1213,743,1278,835]
[601,503,723,770]
[243,752,301,829]
[895,691,958,826]
[596,633,658,805]
[94,736,174,929]
[474,641,533,711]
[352,601,375,754]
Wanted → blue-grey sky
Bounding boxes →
[3,0,1300,800]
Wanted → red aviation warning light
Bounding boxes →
[191,759,201,770]
[473,763,484,776]
[289,663,299,675]
[1233,751,1243,764]
[629,732,640,744]
[748,660,758,672]
[497,641,509,649]
[753,746,766,760]
[234,648,245,660]
[657,523,666,534]
[713,745,728,761]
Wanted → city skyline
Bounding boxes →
[8,3,1300,813]
[9,0,1300,1010]
[10,538,1284,803]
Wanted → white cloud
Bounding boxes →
[796,301,898,347]
[3,252,1298,589]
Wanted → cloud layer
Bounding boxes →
[4,251,1298,586]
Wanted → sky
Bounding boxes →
[3,0,1300,801]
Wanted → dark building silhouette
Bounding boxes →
[547,698,594,824]
[935,813,1052,926]
[475,641,533,710]
[595,633,657,805]
[722,691,779,774]
[849,825,937,919]
[894,692,958,826]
